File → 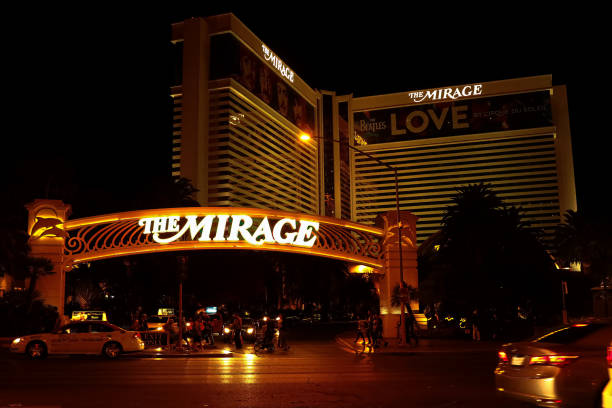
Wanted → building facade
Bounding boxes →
[170,15,321,215]
[348,76,576,246]
[170,15,576,247]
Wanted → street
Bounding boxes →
[0,335,526,408]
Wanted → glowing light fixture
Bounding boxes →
[349,264,375,274]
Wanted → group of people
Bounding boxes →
[128,309,292,351]
[355,308,421,350]
[354,311,386,350]
[130,313,149,332]
[186,313,216,349]
[161,313,216,350]
[261,314,288,351]
[226,313,289,351]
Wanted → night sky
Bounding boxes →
[4,6,606,222]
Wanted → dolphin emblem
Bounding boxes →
[31,217,69,240]
[381,214,415,248]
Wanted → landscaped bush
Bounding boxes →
[0,290,59,337]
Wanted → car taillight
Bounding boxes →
[607,346,612,368]
[529,355,579,366]
[133,332,141,339]
[498,350,509,363]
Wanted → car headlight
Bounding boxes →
[247,328,254,334]
[224,328,230,334]
[12,338,23,345]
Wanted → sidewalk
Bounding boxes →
[335,332,503,355]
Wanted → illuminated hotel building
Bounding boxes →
[170,15,320,214]
[170,15,576,247]
[347,76,576,246]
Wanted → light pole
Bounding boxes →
[177,255,187,351]
[300,133,407,344]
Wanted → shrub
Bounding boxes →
[0,290,59,337]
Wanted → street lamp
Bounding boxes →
[300,133,408,344]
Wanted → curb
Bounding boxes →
[335,335,499,355]
[127,351,233,358]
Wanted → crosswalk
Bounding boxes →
[0,343,526,408]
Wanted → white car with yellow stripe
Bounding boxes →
[10,321,145,359]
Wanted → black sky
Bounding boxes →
[4,6,606,220]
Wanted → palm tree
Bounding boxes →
[391,283,418,309]
[0,227,29,288]
[554,210,599,273]
[422,183,554,316]
[147,176,200,208]
[0,227,54,299]
[25,257,54,299]
[555,210,612,316]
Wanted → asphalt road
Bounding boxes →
[0,339,526,408]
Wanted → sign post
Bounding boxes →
[561,280,568,324]
[177,255,187,351]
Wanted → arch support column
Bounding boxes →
[377,210,418,339]
[25,199,72,316]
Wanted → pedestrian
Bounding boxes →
[405,306,419,346]
[373,313,385,348]
[211,314,221,337]
[54,313,70,331]
[163,318,178,348]
[490,311,499,340]
[277,313,289,351]
[183,318,194,346]
[263,317,276,349]
[139,314,149,331]
[371,314,379,348]
[130,313,141,331]
[232,313,243,349]
[354,315,367,344]
[192,316,203,350]
[366,311,374,347]
[202,315,213,345]
[472,308,481,341]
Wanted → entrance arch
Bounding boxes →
[26,199,418,338]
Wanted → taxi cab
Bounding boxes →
[10,321,145,359]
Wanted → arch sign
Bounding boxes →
[26,200,419,337]
[138,214,319,247]
[58,207,385,269]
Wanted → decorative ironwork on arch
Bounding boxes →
[62,207,384,269]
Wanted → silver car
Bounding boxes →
[10,321,145,359]
[495,320,612,407]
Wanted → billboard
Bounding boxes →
[353,91,552,145]
[210,33,315,135]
